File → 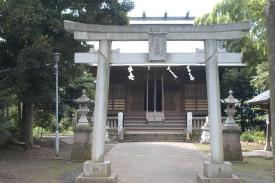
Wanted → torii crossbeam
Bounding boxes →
[64,20,250,183]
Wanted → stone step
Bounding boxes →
[164,120,186,123]
[124,126,186,130]
[124,116,146,120]
[124,121,147,123]
[123,131,187,142]
[124,123,186,127]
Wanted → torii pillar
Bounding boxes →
[75,40,118,183]
[64,20,250,183]
[197,40,240,182]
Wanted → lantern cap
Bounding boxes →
[221,90,239,104]
[75,89,91,103]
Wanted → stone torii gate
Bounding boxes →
[64,20,250,183]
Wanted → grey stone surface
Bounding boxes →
[124,131,186,142]
[200,127,210,144]
[64,21,250,41]
[92,40,111,162]
[148,33,167,61]
[71,126,92,161]
[117,112,124,140]
[75,173,118,183]
[74,51,243,66]
[242,150,273,158]
[200,117,210,144]
[197,174,241,183]
[204,40,224,162]
[105,142,207,183]
[203,161,232,178]
[83,161,111,177]
[223,127,243,161]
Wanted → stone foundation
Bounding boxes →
[197,161,241,183]
[197,174,241,183]
[203,161,232,178]
[223,126,243,161]
[75,173,118,183]
[71,125,92,161]
[76,161,118,183]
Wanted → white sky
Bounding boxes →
[128,0,222,17]
[96,0,222,53]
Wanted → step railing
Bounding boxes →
[192,116,227,129]
[192,117,206,129]
[106,116,118,130]
[106,115,227,130]
[106,113,124,140]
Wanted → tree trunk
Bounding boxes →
[266,0,275,182]
[17,101,23,140]
[23,102,33,150]
[40,127,43,139]
[19,102,26,141]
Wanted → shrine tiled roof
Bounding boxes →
[246,90,270,104]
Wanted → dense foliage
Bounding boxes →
[196,0,269,131]
[0,0,134,148]
[196,0,268,92]
[241,129,265,144]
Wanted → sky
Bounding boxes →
[99,0,223,53]
[128,0,222,17]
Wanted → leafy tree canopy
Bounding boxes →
[0,0,134,146]
[195,0,268,91]
[0,0,134,105]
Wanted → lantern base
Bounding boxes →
[223,126,243,161]
[71,125,93,161]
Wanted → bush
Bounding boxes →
[189,131,202,142]
[241,130,265,144]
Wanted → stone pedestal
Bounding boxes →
[201,117,210,144]
[200,125,210,144]
[118,129,125,141]
[75,161,118,183]
[223,126,243,161]
[71,125,92,161]
[75,173,118,183]
[197,161,241,183]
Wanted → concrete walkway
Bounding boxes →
[105,142,208,183]
[243,150,273,158]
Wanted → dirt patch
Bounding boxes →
[0,137,114,183]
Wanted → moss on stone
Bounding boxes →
[70,142,91,161]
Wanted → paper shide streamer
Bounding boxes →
[128,66,134,80]
[167,66,178,79]
[186,65,195,81]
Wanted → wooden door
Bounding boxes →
[164,75,181,112]
[128,74,145,112]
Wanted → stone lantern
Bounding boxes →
[74,90,90,126]
[221,90,243,161]
[71,90,93,161]
[221,90,238,127]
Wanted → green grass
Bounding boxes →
[33,127,73,138]
[194,142,265,153]
[232,157,273,183]
[194,142,272,183]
